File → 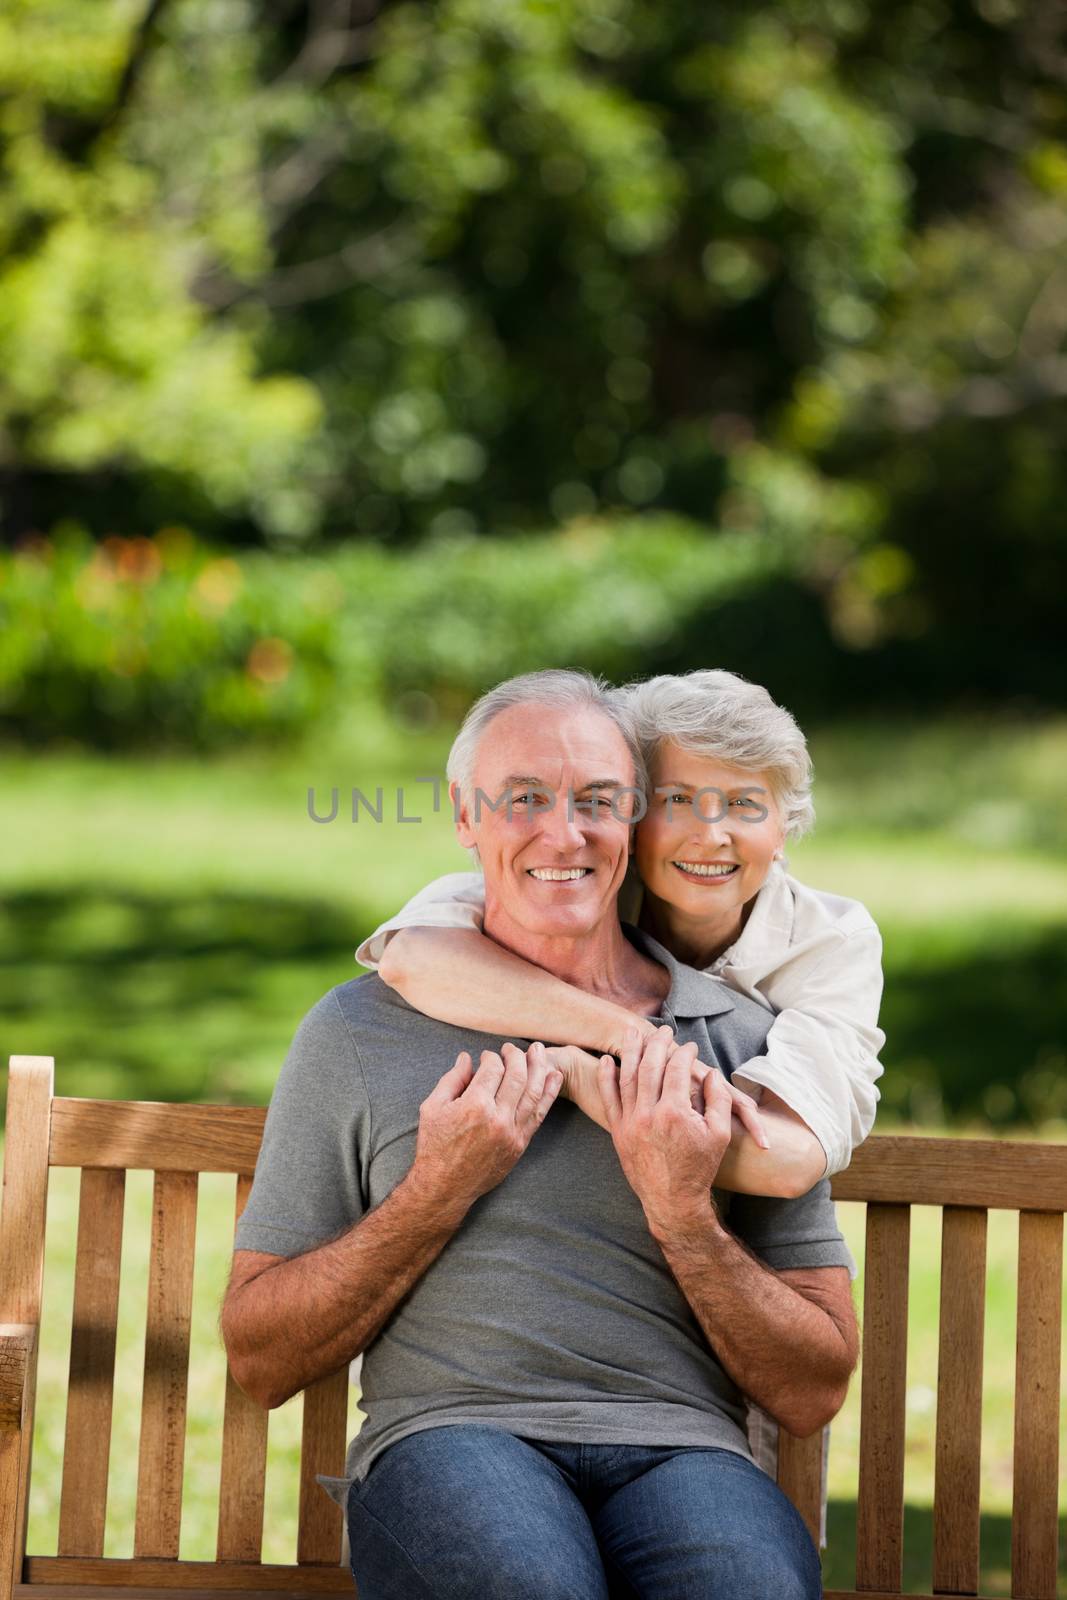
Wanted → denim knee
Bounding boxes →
[726,1535,822,1600]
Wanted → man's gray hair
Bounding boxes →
[446,668,648,807]
[612,669,815,840]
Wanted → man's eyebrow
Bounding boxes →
[498,774,628,791]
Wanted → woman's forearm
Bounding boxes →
[715,1089,827,1198]
[379,926,656,1055]
[379,929,826,1198]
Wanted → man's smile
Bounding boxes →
[526,866,595,883]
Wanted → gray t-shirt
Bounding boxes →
[235,923,854,1502]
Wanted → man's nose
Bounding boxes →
[537,795,588,852]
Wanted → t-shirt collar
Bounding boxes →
[620,921,736,1019]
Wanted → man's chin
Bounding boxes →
[505,889,613,939]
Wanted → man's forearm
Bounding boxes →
[648,1203,857,1436]
[224,1169,470,1408]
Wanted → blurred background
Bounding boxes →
[1,1,1065,1586]
[2,0,1064,1127]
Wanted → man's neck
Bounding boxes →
[483,902,671,1018]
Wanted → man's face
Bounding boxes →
[453,702,638,941]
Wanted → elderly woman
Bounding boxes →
[357,669,884,1189]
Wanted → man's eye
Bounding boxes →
[665,793,691,805]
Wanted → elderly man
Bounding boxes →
[222,669,858,1600]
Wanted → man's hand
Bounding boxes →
[596,1025,740,1235]
[546,1037,768,1149]
[410,1042,563,1215]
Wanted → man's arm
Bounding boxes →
[596,1028,858,1435]
[648,1214,858,1436]
[222,1038,563,1408]
[222,1165,471,1409]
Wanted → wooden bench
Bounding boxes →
[1,1053,1064,1600]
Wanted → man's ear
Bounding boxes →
[451,780,475,850]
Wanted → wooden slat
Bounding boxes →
[833,1137,1067,1211]
[932,1207,986,1596]
[296,1371,349,1566]
[777,1430,823,1547]
[856,1203,910,1594]
[22,1556,352,1591]
[1,1326,37,1600]
[1011,1210,1063,1600]
[1,1057,54,1599]
[49,1101,265,1176]
[59,1170,126,1558]
[134,1173,198,1559]
[0,1060,54,1324]
[216,1177,268,1563]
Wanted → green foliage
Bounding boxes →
[1,0,1064,700]
[0,514,809,745]
[0,525,349,746]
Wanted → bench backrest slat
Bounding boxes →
[832,1136,1067,1210]
[216,1176,268,1564]
[932,1205,986,1595]
[775,1430,823,1545]
[49,1100,265,1175]
[1011,1210,1063,1600]
[297,1373,350,1566]
[855,1202,910,1593]
[57,1168,125,1559]
[134,1172,198,1559]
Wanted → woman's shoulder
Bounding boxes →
[777,865,880,943]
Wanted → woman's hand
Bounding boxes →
[544,1034,768,1149]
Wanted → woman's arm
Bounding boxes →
[734,928,886,1179]
[380,928,821,1196]
[380,925,659,1057]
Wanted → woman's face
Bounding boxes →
[634,741,785,919]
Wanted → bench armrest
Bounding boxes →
[0,1325,38,1435]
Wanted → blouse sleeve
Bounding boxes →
[731,923,886,1179]
[354,871,487,969]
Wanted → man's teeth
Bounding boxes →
[673,861,738,877]
[528,867,591,881]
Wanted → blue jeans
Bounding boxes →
[345,1423,821,1599]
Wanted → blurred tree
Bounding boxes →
[1,0,1064,701]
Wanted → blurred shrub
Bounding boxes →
[1,514,809,747]
[0,525,353,748]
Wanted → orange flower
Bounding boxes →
[246,638,293,685]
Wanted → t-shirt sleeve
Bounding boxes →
[354,871,487,970]
[234,989,371,1257]
[724,1179,857,1280]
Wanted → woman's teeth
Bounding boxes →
[672,861,739,878]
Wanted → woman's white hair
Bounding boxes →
[611,669,815,840]
[447,668,648,811]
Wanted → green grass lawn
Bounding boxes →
[2,708,1065,1589]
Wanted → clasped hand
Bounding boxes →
[595,1025,750,1234]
